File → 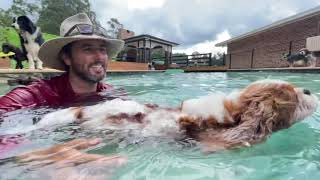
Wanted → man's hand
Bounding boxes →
[16,138,127,179]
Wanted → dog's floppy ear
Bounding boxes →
[200,85,297,153]
[18,16,35,33]
[239,95,278,137]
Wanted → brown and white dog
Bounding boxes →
[37,79,318,151]
[14,79,317,178]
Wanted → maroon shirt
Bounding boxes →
[0,73,114,113]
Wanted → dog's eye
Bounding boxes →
[303,89,311,95]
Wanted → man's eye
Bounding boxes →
[100,47,107,53]
[83,47,93,52]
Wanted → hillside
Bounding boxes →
[0,27,58,48]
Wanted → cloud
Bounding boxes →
[0,1,12,10]
[173,30,230,54]
[92,0,320,53]
[128,0,166,10]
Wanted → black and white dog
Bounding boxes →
[11,16,44,69]
[2,43,28,69]
[282,48,317,67]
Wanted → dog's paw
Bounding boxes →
[36,64,43,70]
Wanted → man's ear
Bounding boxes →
[62,53,71,66]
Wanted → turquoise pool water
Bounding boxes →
[1,70,320,180]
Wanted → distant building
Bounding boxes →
[119,34,179,67]
[216,6,320,69]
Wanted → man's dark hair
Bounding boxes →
[58,42,73,71]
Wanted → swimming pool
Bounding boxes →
[1,70,320,180]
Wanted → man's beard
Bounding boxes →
[72,61,106,83]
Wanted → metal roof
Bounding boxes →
[124,34,179,46]
[215,5,320,47]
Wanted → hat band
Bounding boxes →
[64,24,110,38]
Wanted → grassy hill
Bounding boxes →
[0,27,58,68]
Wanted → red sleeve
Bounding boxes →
[0,86,40,113]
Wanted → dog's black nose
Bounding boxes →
[303,89,311,95]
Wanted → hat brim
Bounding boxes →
[39,35,124,70]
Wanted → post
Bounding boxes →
[251,48,254,69]
[209,53,212,66]
[149,48,152,63]
[164,51,169,68]
[289,41,292,54]
[229,53,232,69]
[144,40,147,63]
[186,55,189,67]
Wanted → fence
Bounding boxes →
[152,53,225,68]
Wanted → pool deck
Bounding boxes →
[0,68,165,84]
[0,68,165,74]
[183,66,320,73]
[1,66,319,75]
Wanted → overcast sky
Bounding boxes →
[1,0,320,54]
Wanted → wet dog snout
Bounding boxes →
[303,89,311,95]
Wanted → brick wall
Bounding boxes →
[227,14,320,69]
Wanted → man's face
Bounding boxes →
[64,39,108,83]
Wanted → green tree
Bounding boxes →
[37,0,99,35]
[107,18,123,38]
[10,0,40,17]
[0,10,12,28]
[0,0,40,27]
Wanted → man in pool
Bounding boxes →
[0,13,124,114]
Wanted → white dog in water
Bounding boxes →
[37,79,318,151]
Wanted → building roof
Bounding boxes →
[215,5,320,47]
[124,34,179,46]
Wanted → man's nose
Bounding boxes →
[93,50,108,59]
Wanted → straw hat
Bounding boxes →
[39,13,124,70]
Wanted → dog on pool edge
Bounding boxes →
[282,48,317,67]
[11,15,44,69]
[1,43,28,69]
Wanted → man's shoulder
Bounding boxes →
[22,73,67,93]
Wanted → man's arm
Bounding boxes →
[0,86,39,113]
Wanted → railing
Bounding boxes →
[152,53,225,68]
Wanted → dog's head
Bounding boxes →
[298,48,310,56]
[238,80,317,131]
[2,43,11,54]
[1,43,16,54]
[12,16,36,34]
